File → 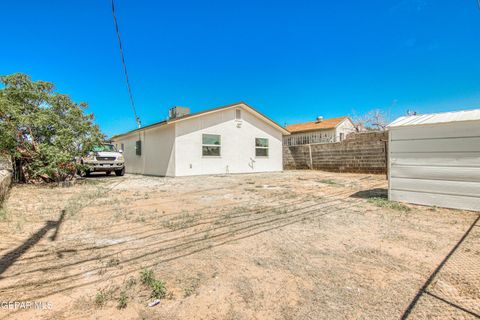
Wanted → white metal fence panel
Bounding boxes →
[389,122,480,211]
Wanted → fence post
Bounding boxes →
[308,144,313,169]
[384,139,388,180]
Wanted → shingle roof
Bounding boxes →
[286,116,349,133]
[110,102,290,139]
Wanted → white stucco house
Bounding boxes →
[283,116,355,146]
[111,102,290,177]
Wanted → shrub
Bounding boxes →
[117,291,128,309]
[0,73,104,183]
[95,290,109,307]
[140,268,155,286]
[139,268,168,299]
[150,279,167,299]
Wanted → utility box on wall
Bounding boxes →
[388,109,480,212]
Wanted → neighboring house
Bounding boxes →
[388,109,480,212]
[111,102,290,177]
[283,116,355,146]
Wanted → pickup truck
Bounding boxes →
[78,144,125,176]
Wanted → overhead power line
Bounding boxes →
[111,0,141,128]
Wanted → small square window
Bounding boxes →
[255,138,269,157]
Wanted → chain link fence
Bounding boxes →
[403,215,480,319]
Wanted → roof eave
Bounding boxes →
[111,101,290,139]
[288,127,336,134]
[333,117,352,128]
[286,116,351,134]
[169,102,290,135]
[110,120,169,140]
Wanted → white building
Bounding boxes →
[283,116,355,146]
[111,102,290,177]
[388,109,480,212]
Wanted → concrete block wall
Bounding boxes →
[0,156,12,206]
[282,145,311,170]
[283,131,388,174]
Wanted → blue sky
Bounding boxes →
[2,0,480,136]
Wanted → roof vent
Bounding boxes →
[169,106,190,119]
[316,116,323,123]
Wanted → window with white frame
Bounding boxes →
[202,134,221,156]
[255,138,269,157]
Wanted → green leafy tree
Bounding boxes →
[0,73,105,182]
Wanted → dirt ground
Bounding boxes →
[0,170,478,320]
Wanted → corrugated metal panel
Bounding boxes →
[388,109,480,128]
[390,165,480,182]
[390,190,480,212]
[390,122,480,140]
[388,120,480,212]
[390,152,480,167]
[390,178,480,198]
[390,137,480,153]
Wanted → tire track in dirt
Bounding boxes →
[10,180,359,265]
[1,179,382,278]
[1,198,365,311]
[0,181,382,299]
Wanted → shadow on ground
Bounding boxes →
[0,210,65,276]
[350,188,387,199]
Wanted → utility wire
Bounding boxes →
[111,0,141,128]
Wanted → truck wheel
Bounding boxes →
[115,167,125,176]
[106,171,112,176]
[78,169,90,177]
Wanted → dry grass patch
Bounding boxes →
[0,171,477,320]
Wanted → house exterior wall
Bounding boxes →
[335,118,356,140]
[283,119,355,146]
[174,107,283,176]
[284,129,336,146]
[389,121,480,211]
[112,124,175,176]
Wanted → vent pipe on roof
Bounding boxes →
[169,106,190,119]
[316,116,323,123]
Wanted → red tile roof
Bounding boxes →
[286,116,349,133]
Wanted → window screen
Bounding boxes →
[202,134,221,156]
[255,138,269,157]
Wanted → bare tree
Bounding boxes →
[352,109,389,132]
